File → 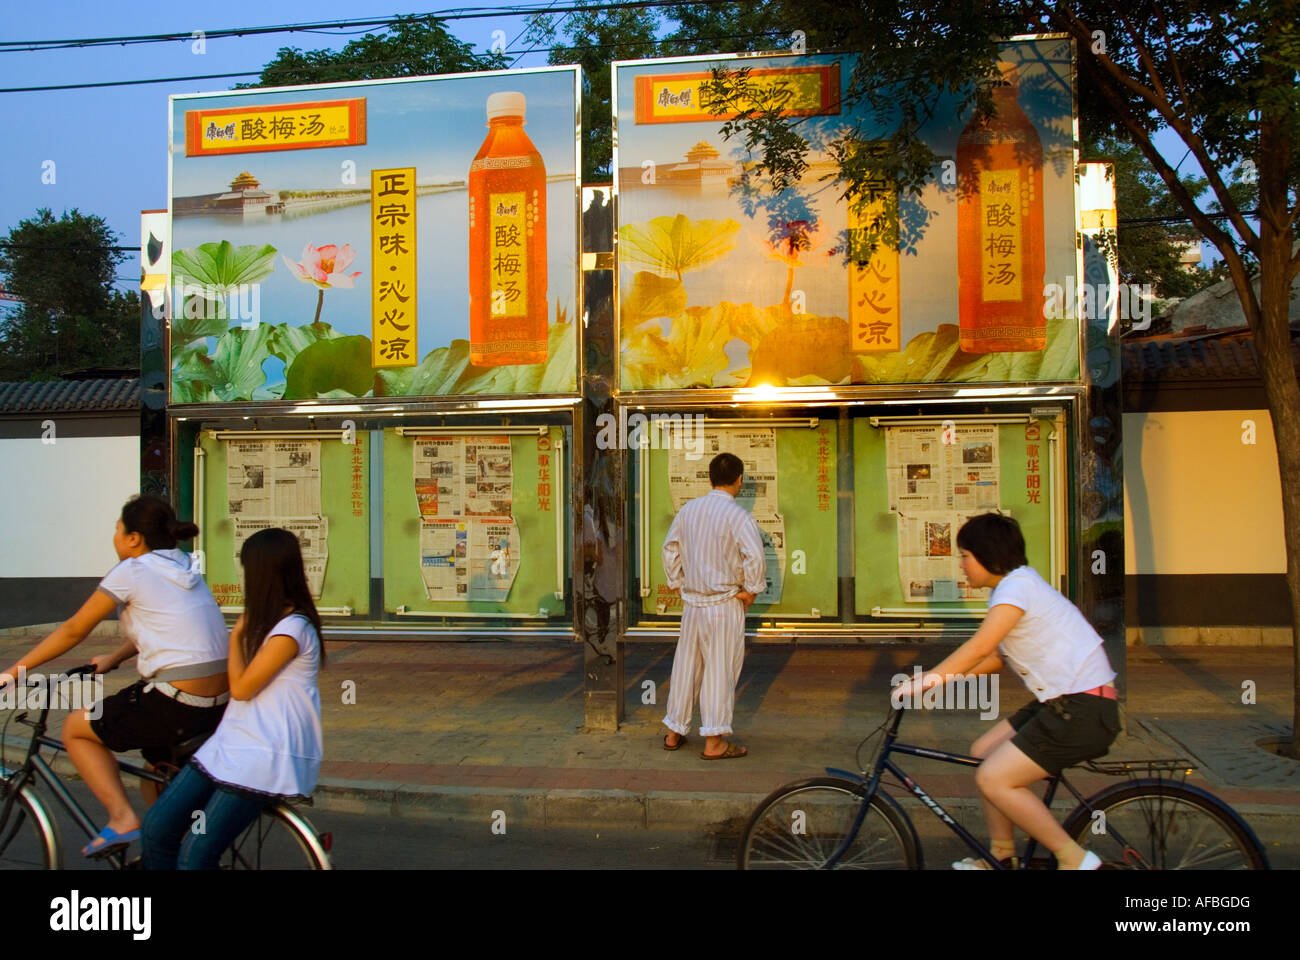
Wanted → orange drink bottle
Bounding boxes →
[468,91,548,366]
[956,62,1045,353]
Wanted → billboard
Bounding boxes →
[613,38,1079,390]
[168,67,580,403]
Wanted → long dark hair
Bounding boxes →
[239,528,325,667]
[121,495,198,550]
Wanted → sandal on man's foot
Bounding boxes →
[82,826,140,858]
[663,733,688,751]
[700,742,747,760]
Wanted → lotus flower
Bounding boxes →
[283,243,361,290]
[283,243,361,324]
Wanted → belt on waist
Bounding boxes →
[142,681,230,708]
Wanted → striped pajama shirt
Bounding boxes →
[661,488,768,738]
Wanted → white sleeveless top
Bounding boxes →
[194,613,323,800]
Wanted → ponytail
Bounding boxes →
[121,495,197,551]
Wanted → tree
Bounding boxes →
[240,14,504,89]
[714,0,1300,754]
[0,209,138,380]
[524,1,791,180]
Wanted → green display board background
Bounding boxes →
[641,423,838,619]
[382,427,567,616]
[198,432,371,615]
[854,418,1056,614]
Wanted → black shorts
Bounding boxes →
[89,680,227,765]
[1007,692,1120,777]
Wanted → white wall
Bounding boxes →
[0,436,139,577]
[1123,410,1286,575]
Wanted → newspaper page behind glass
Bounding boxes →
[667,427,785,605]
[232,516,329,598]
[412,436,519,602]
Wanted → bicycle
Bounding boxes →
[0,666,333,870]
[738,705,1270,870]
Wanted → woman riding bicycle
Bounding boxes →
[0,495,229,856]
[890,513,1119,871]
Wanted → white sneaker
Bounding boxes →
[951,857,992,870]
[1076,850,1101,870]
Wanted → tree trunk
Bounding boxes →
[1252,105,1299,758]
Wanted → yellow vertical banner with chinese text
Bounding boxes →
[371,167,418,367]
[848,147,901,353]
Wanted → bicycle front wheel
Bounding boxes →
[222,804,331,870]
[739,777,918,870]
[0,782,61,870]
[1063,782,1268,870]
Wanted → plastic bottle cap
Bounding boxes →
[486,91,526,121]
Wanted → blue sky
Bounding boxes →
[0,2,550,289]
[1,4,1218,294]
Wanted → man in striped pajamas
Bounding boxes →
[661,452,768,760]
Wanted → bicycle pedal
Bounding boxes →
[86,841,130,860]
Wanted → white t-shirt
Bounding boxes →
[97,549,228,680]
[194,613,323,800]
[989,566,1115,702]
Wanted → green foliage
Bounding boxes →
[283,335,376,399]
[241,15,504,89]
[0,208,138,380]
[170,241,278,359]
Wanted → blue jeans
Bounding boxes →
[141,761,267,870]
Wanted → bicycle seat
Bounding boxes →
[166,731,214,768]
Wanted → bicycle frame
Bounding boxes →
[824,708,1118,870]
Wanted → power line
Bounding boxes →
[0,32,790,94]
[0,1,743,52]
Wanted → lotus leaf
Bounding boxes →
[377,339,474,397]
[621,307,733,389]
[284,335,375,399]
[748,315,853,385]
[172,325,273,402]
[620,271,687,334]
[269,321,343,369]
[456,321,578,395]
[940,314,1079,383]
[172,241,278,296]
[854,324,972,383]
[618,215,740,280]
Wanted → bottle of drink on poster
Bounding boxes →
[956,62,1045,354]
[468,91,548,367]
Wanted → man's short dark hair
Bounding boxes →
[709,453,744,487]
[955,513,1028,575]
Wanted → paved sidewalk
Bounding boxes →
[3,633,1296,852]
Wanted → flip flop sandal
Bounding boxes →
[700,742,747,760]
[82,826,141,858]
[663,733,689,751]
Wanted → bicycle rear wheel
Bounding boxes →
[0,782,61,870]
[1063,781,1268,870]
[221,804,330,870]
[738,777,918,870]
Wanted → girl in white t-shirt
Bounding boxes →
[890,513,1119,871]
[141,527,324,869]
[0,495,229,857]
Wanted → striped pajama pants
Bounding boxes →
[662,599,746,737]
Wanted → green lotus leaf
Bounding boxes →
[169,300,230,360]
[207,325,273,401]
[284,334,375,399]
[963,314,1079,383]
[620,271,687,332]
[618,215,740,279]
[269,321,342,369]
[377,339,473,397]
[172,241,278,296]
[456,321,578,395]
